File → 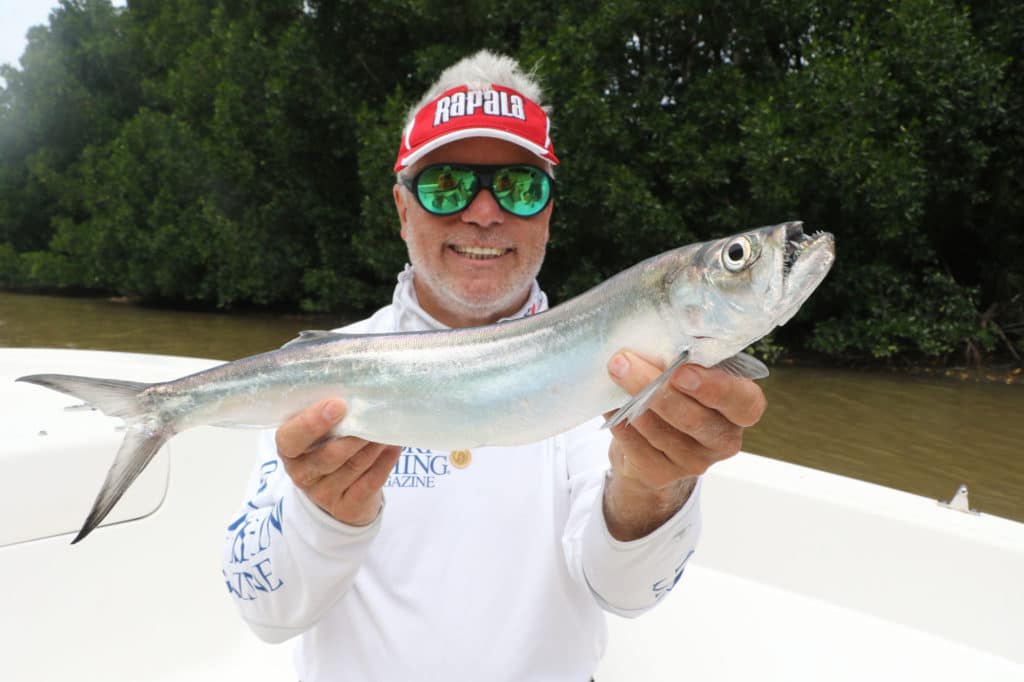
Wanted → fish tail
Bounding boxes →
[17,373,172,543]
[16,374,150,416]
[72,426,170,543]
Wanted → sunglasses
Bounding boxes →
[401,164,554,218]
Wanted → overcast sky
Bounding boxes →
[1,0,126,76]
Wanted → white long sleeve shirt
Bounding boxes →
[221,267,703,681]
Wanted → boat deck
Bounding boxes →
[1,349,1021,681]
[599,454,1023,679]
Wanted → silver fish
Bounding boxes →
[17,221,834,543]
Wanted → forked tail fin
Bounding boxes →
[16,373,173,543]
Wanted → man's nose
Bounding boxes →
[460,189,504,228]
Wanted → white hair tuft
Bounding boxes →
[404,50,549,129]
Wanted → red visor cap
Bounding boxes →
[394,84,559,172]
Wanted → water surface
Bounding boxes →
[745,367,1024,523]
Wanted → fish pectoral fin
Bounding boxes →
[602,350,691,430]
[715,352,770,380]
[280,330,350,349]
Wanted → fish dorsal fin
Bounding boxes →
[715,352,770,380]
[280,330,349,349]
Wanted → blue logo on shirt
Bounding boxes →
[386,448,453,488]
[652,549,694,600]
[224,490,285,601]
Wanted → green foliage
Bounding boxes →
[810,265,995,360]
[17,250,83,289]
[0,243,23,286]
[745,335,788,366]
[0,0,1021,363]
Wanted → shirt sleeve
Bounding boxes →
[561,419,703,617]
[220,430,381,643]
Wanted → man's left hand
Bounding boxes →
[602,350,767,540]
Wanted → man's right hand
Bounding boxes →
[275,398,401,526]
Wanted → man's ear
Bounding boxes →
[393,183,409,241]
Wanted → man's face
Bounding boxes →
[393,137,552,328]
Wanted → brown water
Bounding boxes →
[0,291,339,360]
[3,291,1022,523]
[745,367,1024,523]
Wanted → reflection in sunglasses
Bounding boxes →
[405,164,553,217]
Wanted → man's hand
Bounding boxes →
[276,398,401,527]
[602,350,767,541]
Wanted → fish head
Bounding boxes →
[665,221,835,361]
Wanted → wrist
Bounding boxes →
[330,494,384,527]
[297,487,384,529]
[603,471,697,541]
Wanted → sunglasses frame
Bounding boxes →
[400,163,554,218]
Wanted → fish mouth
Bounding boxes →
[782,223,823,274]
[782,222,833,277]
[778,222,835,324]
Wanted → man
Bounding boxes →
[222,50,765,680]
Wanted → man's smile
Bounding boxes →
[447,244,515,260]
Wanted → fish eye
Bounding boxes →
[722,236,753,272]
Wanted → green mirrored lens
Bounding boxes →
[411,164,551,217]
[416,166,477,215]
[492,167,551,216]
